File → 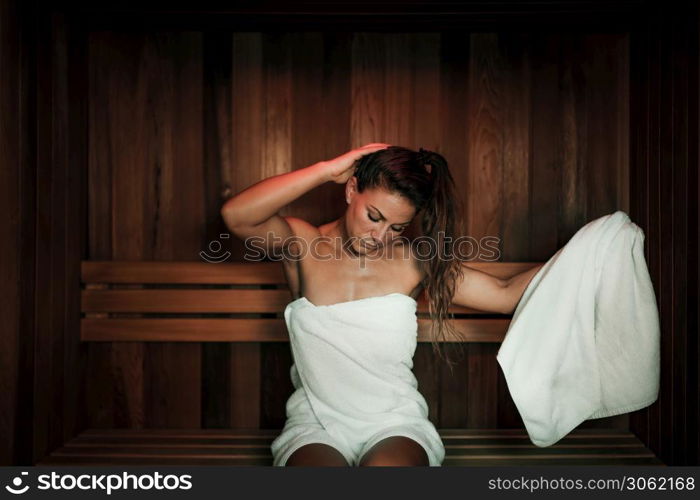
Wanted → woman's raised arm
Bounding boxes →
[220,143,390,253]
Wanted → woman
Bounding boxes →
[221,143,541,466]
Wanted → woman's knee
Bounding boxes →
[286,443,350,466]
[359,436,429,466]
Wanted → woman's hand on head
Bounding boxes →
[322,143,391,184]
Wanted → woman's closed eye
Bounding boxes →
[367,212,406,232]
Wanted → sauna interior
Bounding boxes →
[1,0,697,466]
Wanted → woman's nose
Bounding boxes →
[371,227,387,242]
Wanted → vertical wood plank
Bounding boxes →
[465,34,506,429]
[351,33,386,147]
[141,32,203,428]
[230,344,261,428]
[558,34,588,245]
[62,8,89,446]
[529,34,561,260]
[412,33,441,152]
[466,344,499,427]
[500,33,532,262]
[584,34,626,220]
[202,31,233,428]
[467,33,504,245]
[229,32,267,427]
[671,11,689,464]
[87,32,124,429]
[438,346,469,427]
[15,0,37,463]
[657,14,674,463]
[628,21,651,451]
[383,33,414,145]
[645,10,662,459]
[617,34,630,214]
[33,6,53,459]
[0,0,22,466]
[413,344,441,423]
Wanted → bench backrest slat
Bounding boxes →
[82,289,511,315]
[80,261,541,343]
[81,318,509,342]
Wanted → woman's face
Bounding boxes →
[344,176,416,254]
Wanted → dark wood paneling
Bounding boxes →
[0,0,23,467]
[4,0,697,469]
[629,0,699,465]
[202,31,234,428]
[0,4,88,465]
[5,0,696,467]
[62,6,89,449]
[83,31,634,434]
[88,31,204,428]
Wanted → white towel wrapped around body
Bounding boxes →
[497,210,660,447]
[270,293,445,466]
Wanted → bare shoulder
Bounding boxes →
[279,216,320,298]
[282,215,321,241]
[390,239,426,295]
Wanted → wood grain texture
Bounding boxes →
[628,0,699,465]
[36,428,663,467]
[83,30,638,440]
[0,0,22,466]
[7,0,696,469]
[88,31,205,429]
[202,31,234,428]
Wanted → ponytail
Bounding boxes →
[418,148,466,372]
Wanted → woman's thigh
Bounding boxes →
[286,443,350,466]
[358,436,429,466]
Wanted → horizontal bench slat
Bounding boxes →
[82,261,288,284]
[79,261,542,343]
[37,428,664,466]
[82,289,505,315]
[82,261,541,284]
[81,318,510,342]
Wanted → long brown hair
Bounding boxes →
[352,146,466,370]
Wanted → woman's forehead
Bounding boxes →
[361,188,415,218]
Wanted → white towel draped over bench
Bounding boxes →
[497,210,660,447]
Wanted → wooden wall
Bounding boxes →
[85,31,630,432]
[2,0,697,466]
[629,0,699,466]
[0,2,87,465]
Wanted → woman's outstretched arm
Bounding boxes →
[451,263,544,314]
[501,264,544,314]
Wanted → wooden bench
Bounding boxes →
[38,428,663,466]
[67,260,662,466]
[80,260,540,342]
